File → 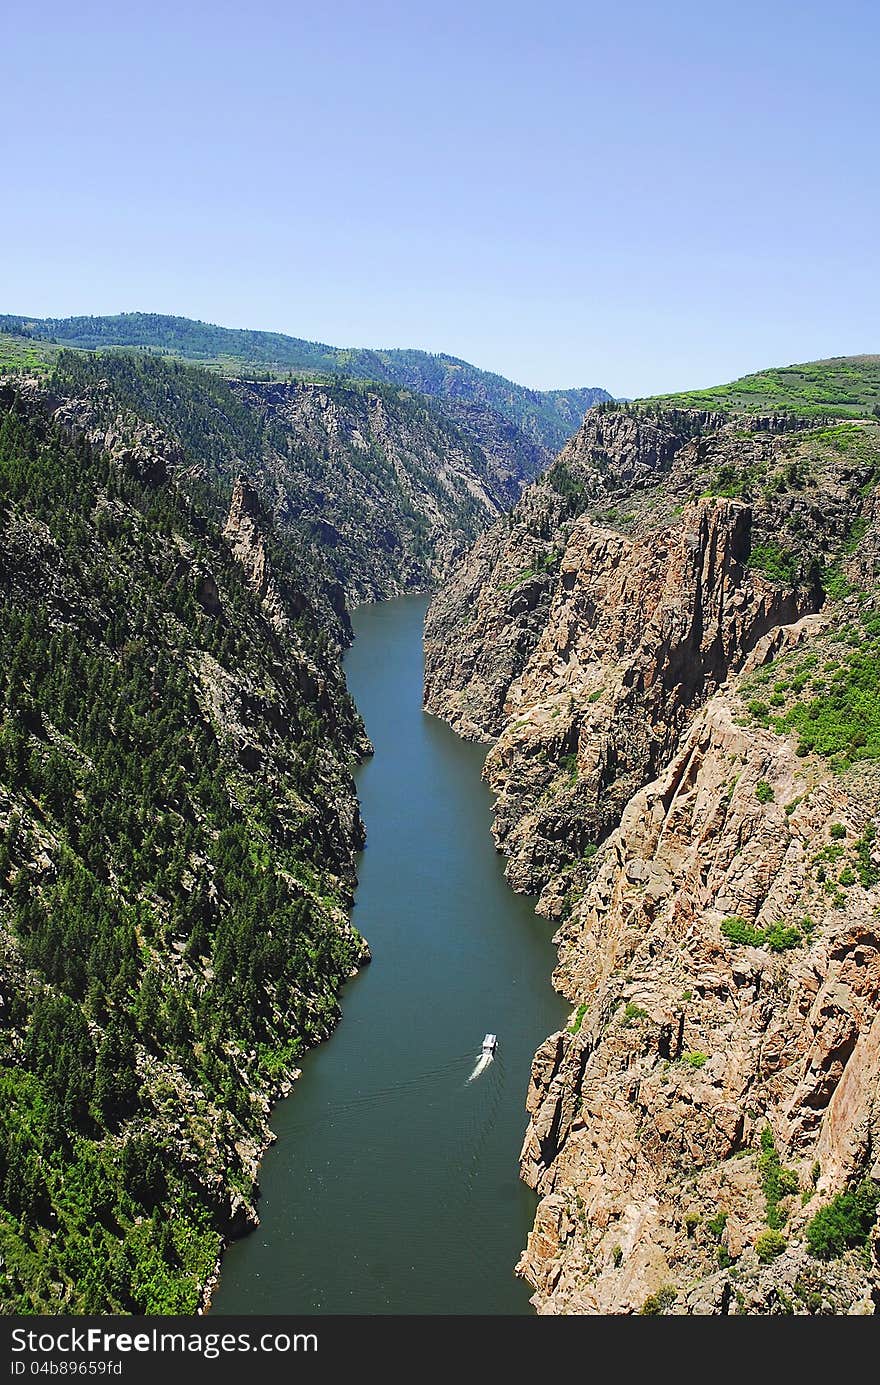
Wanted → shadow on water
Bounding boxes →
[211,595,568,1315]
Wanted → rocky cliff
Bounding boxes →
[425,396,880,1313]
[231,376,510,602]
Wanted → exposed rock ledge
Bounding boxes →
[517,692,879,1312]
[425,405,880,1313]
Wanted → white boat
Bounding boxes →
[482,1033,497,1054]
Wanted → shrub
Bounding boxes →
[568,1002,588,1035]
[755,780,775,804]
[720,916,802,953]
[855,824,878,888]
[559,752,579,782]
[762,922,805,951]
[749,543,799,585]
[683,1051,708,1069]
[806,1180,880,1260]
[755,1229,787,1263]
[705,1210,728,1240]
[758,1127,799,1227]
[773,629,880,769]
[639,1285,677,1315]
[622,1001,648,1025]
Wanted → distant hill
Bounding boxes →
[638,354,880,419]
[0,312,611,453]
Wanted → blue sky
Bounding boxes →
[4,0,878,396]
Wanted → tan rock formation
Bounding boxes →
[223,475,291,633]
[426,402,880,1313]
[517,696,879,1313]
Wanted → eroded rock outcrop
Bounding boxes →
[483,497,817,894]
[426,401,880,1313]
[223,475,291,633]
[518,694,879,1313]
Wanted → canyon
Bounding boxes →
[426,382,880,1313]
[1,333,879,1316]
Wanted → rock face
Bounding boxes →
[439,397,550,502]
[519,695,880,1314]
[482,498,815,895]
[426,400,880,1313]
[232,378,510,605]
[222,476,291,633]
[423,407,807,742]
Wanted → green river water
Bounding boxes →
[211,595,567,1314]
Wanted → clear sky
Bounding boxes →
[4,0,878,396]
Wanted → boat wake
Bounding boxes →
[466,1052,493,1083]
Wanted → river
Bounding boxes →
[211,595,567,1314]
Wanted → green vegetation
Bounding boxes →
[0,333,60,377]
[568,1002,589,1035]
[546,457,587,509]
[559,752,579,784]
[805,1180,880,1260]
[755,1229,787,1263]
[701,459,765,499]
[749,543,801,586]
[621,1001,648,1025]
[855,824,878,888]
[720,916,804,952]
[758,1127,799,1228]
[498,551,559,591]
[683,1051,708,1069]
[705,1210,727,1241]
[771,615,880,771]
[638,355,880,420]
[639,1285,677,1314]
[755,779,775,804]
[0,313,610,452]
[0,389,364,1312]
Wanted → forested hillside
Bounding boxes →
[0,382,370,1312]
[0,312,611,453]
[47,350,512,604]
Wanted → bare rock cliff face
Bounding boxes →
[424,484,570,739]
[426,403,880,1313]
[424,405,822,745]
[483,498,816,895]
[222,475,291,634]
[519,691,879,1314]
